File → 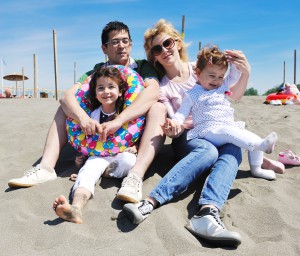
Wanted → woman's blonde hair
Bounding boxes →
[144,19,189,79]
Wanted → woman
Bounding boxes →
[123,19,284,247]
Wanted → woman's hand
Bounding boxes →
[162,118,184,138]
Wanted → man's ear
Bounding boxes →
[101,44,107,55]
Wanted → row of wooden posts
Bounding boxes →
[2,15,298,99]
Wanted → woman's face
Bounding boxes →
[151,33,181,66]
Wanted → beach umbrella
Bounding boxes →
[3,73,28,96]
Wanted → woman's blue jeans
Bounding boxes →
[149,130,242,211]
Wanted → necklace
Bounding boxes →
[100,106,116,124]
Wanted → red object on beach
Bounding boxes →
[265,93,297,104]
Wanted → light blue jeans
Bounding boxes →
[149,130,242,211]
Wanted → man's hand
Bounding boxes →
[79,116,100,135]
[97,118,123,141]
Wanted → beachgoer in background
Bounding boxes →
[168,45,277,180]
[8,21,166,205]
[123,19,284,247]
[53,66,137,223]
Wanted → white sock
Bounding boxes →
[257,132,277,154]
[250,165,276,180]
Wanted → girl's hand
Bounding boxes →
[225,50,251,76]
[162,118,184,138]
[124,145,138,155]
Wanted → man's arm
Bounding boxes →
[60,84,100,135]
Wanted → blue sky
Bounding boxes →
[0,0,299,95]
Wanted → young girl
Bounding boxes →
[167,45,277,180]
[52,66,137,224]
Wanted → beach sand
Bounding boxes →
[1,96,300,256]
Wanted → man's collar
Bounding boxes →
[105,57,137,69]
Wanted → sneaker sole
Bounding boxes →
[123,204,144,224]
[116,194,139,203]
[185,224,241,247]
[8,182,35,188]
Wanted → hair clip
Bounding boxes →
[207,56,213,65]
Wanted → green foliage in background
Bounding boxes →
[244,87,258,96]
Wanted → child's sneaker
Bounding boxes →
[123,200,154,224]
[278,149,300,165]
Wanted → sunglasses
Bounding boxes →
[105,38,131,46]
[151,38,175,56]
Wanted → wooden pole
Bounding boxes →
[181,15,185,40]
[22,67,25,98]
[53,29,58,100]
[199,41,202,51]
[283,61,286,84]
[294,49,297,85]
[74,61,76,84]
[33,54,37,98]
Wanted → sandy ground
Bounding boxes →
[0,96,299,256]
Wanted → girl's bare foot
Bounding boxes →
[52,195,83,224]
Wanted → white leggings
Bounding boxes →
[204,125,263,166]
[72,152,136,197]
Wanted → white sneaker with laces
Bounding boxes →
[8,164,57,188]
[123,200,154,224]
[185,207,241,247]
[116,172,142,203]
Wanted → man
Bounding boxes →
[8,21,166,204]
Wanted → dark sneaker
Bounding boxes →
[185,207,241,247]
[123,200,154,224]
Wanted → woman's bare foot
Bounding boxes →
[262,157,285,174]
[52,195,83,224]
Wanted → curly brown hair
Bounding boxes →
[88,66,126,118]
[196,45,228,71]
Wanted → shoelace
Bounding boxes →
[122,175,140,188]
[209,208,225,229]
[138,200,153,215]
[24,166,40,177]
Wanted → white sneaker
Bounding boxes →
[185,207,241,247]
[116,172,142,203]
[123,200,154,224]
[8,164,57,188]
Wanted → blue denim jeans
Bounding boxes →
[149,130,242,211]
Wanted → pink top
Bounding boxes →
[158,62,197,129]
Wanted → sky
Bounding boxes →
[0,0,299,95]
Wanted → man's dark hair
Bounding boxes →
[101,21,131,45]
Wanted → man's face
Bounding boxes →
[101,30,132,66]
